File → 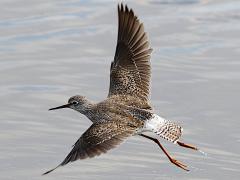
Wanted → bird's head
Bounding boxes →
[49,95,91,113]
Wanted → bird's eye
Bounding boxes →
[72,101,78,105]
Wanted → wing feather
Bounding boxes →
[43,120,138,175]
[108,4,152,102]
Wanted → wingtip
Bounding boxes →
[118,2,138,20]
[118,2,130,12]
[125,4,129,13]
[42,165,60,175]
[42,170,52,176]
[121,3,124,11]
[118,3,120,12]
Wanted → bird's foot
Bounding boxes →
[177,141,198,151]
[170,158,189,171]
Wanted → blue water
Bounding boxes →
[1,0,240,179]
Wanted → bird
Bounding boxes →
[43,3,198,175]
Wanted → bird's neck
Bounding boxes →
[76,100,95,120]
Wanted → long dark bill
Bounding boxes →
[49,103,71,111]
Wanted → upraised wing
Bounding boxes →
[108,4,152,102]
[43,120,138,175]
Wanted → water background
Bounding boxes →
[1,0,240,179]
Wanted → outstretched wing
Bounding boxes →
[108,4,152,102]
[43,120,138,175]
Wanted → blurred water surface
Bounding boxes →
[0,0,240,179]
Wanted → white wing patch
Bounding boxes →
[142,114,182,143]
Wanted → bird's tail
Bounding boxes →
[124,108,183,143]
[144,114,183,143]
[156,120,182,143]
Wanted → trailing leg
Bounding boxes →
[177,141,198,151]
[140,134,189,171]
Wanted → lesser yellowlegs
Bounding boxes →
[43,3,198,175]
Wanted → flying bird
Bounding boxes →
[43,3,198,175]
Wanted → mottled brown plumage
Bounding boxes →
[109,4,152,101]
[43,3,198,175]
[43,118,142,175]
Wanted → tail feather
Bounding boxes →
[155,120,182,143]
[143,114,182,143]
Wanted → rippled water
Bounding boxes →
[1,0,240,179]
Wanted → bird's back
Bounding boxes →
[87,95,152,123]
